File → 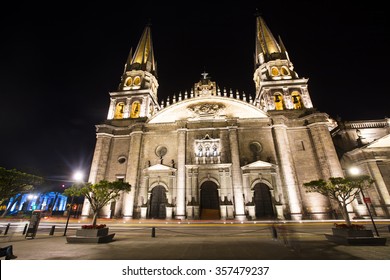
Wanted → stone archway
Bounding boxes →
[200,181,220,220]
[149,186,167,219]
[254,183,275,219]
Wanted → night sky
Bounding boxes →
[0,1,388,185]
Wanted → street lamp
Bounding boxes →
[348,167,379,236]
[63,171,84,236]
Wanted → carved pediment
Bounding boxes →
[241,160,276,170]
[187,102,225,117]
[144,164,177,172]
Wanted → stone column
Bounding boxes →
[107,98,116,120]
[308,123,344,178]
[301,86,313,108]
[122,130,143,219]
[367,161,390,216]
[175,128,187,219]
[81,134,112,218]
[308,122,344,218]
[186,168,192,203]
[283,87,292,109]
[124,98,131,118]
[272,123,302,220]
[194,168,199,204]
[228,127,246,220]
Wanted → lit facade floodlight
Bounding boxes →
[349,167,360,176]
[73,171,84,182]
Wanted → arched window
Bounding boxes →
[130,101,141,118]
[291,92,303,109]
[281,66,290,76]
[133,76,141,86]
[114,102,125,119]
[271,66,280,76]
[274,93,284,110]
[125,77,133,87]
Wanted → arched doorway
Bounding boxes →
[200,181,220,219]
[149,186,167,219]
[254,183,275,219]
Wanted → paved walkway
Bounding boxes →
[1,218,389,260]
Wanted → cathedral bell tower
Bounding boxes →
[107,24,159,120]
[253,15,313,112]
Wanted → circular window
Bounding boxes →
[249,142,262,153]
[134,76,141,86]
[125,77,133,87]
[118,156,127,164]
[155,146,167,158]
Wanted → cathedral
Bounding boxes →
[81,15,390,221]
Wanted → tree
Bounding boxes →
[64,180,131,226]
[0,167,44,217]
[303,175,374,226]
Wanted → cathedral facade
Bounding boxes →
[81,16,390,221]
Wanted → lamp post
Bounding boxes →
[63,171,83,236]
[349,167,380,237]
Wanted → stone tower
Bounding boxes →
[253,16,313,112]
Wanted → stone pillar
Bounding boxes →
[81,134,112,218]
[122,130,143,219]
[308,123,344,178]
[220,205,227,219]
[175,128,187,219]
[308,122,344,217]
[283,87,292,109]
[301,86,313,108]
[247,205,255,219]
[186,169,192,204]
[228,127,246,220]
[140,207,147,219]
[219,169,226,199]
[124,98,131,118]
[107,98,115,120]
[272,123,302,220]
[100,204,111,218]
[367,161,390,216]
[194,168,199,204]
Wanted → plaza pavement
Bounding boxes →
[1,218,390,260]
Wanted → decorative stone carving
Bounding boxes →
[188,103,225,116]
